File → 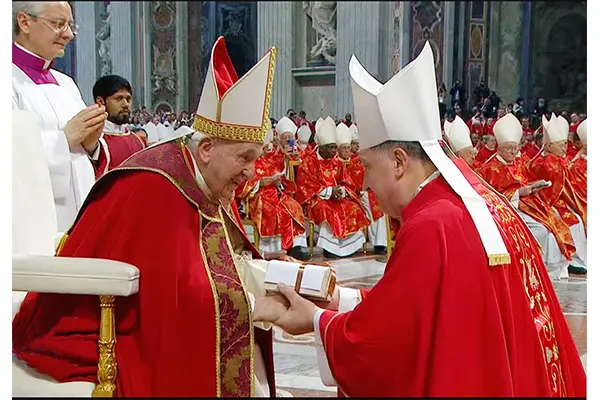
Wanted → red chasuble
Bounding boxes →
[475,145,496,164]
[317,169,585,397]
[479,156,575,260]
[94,132,146,178]
[12,140,275,397]
[569,153,587,200]
[296,151,369,238]
[344,155,384,221]
[235,150,305,249]
[530,153,587,230]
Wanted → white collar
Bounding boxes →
[496,154,511,165]
[14,42,52,70]
[103,120,127,133]
[414,171,441,198]
[186,146,219,203]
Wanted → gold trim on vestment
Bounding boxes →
[219,207,256,397]
[197,212,223,397]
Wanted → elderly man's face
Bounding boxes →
[470,133,480,146]
[194,138,262,201]
[279,132,294,149]
[498,142,519,163]
[457,147,476,166]
[338,143,352,160]
[547,140,567,158]
[350,140,360,154]
[17,2,75,60]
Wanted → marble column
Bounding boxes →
[335,1,382,117]
[131,1,153,109]
[110,2,133,82]
[399,1,412,69]
[257,1,294,119]
[175,2,188,112]
[455,1,466,83]
[73,1,97,105]
[442,2,456,87]
[491,2,523,105]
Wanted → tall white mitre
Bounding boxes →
[577,119,587,147]
[545,113,569,144]
[447,117,473,152]
[316,117,337,145]
[336,122,352,146]
[314,117,325,145]
[264,127,274,145]
[192,36,276,143]
[275,116,298,136]
[348,41,509,265]
[493,113,523,145]
[443,120,452,136]
[297,125,312,143]
[349,123,359,142]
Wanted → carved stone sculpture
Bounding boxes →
[303,1,337,65]
[151,45,178,96]
[96,3,112,77]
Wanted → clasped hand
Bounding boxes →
[253,284,341,336]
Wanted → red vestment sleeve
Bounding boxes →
[92,144,108,180]
[13,172,220,397]
[317,180,555,397]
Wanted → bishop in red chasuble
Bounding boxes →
[257,42,586,398]
[13,37,280,397]
[296,117,370,258]
[236,117,310,260]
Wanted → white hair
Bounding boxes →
[13,2,49,37]
[184,131,210,154]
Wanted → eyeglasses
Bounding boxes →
[26,13,79,35]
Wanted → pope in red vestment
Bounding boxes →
[90,75,145,178]
[257,41,586,398]
[12,36,281,397]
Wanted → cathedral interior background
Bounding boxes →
[54,1,587,118]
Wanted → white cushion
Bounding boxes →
[13,254,140,296]
[12,358,94,397]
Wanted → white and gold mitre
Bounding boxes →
[577,119,587,146]
[447,116,473,152]
[348,41,509,266]
[193,36,276,144]
[335,123,352,146]
[493,113,523,145]
[545,113,569,144]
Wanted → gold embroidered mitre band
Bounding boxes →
[193,36,276,144]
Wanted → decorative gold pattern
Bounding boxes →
[192,48,277,144]
[92,295,117,398]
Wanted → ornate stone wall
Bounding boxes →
[530,1,586,111]
[488,2,522,107]
[409,1,444,84]
[149,1,178,113]
[463,1,490,106]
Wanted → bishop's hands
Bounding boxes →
[64,104,108,154]
[253,284,342,336]
[332,186,346,200]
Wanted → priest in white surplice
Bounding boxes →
[12,2,107,231]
